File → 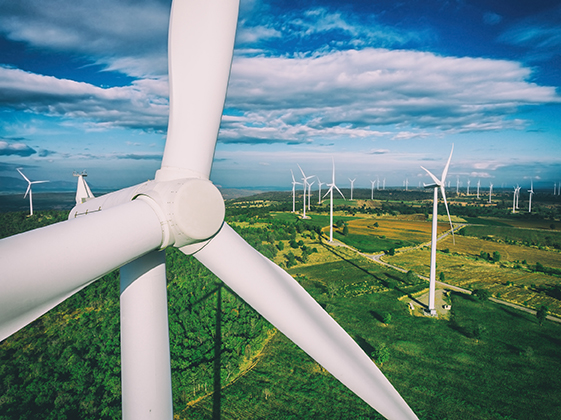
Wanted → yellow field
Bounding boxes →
[437,234,561,269]
[385,248,561,316]
[346,218,449,244]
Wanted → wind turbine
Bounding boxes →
[370,180,375,200]
[324,159,346,243]
[489,183,493,204]
[298,164,314,219]
[73,171,95,205]
[512,186,517,213]
[16,168,49,216]
[290,170,301,213]
[0,3,418,419]
[420,145,455,317]
[383,178,386,190]
[349,178,356,200]
[528,181,534,213]
[515,185,520,209]
[307,180,315,211]
[317,177,325,204]
[456,176,459,195]
[466,179,471,196]
[477,180,480,199]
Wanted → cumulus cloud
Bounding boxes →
[0,140,36,156]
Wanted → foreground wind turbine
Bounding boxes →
[0,3,417,419]
[16,168,49,216]
[528,181,534,213]
[290,170,301,213]
[349,178,356,200]
[324,159,345,242]
[420,145,455,317]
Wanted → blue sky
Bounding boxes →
[1,0,560,192]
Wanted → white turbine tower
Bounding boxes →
[73,171,95,205]
[16,168,49,216]
[528,181,534,213]
[456,176,459,195]
[515,185,520,209]
[324,159,346,243]
[307,180,315,211]
[377,177,380,190]
[298,164,314,219]
[466,179,471,196]
[370,180,375,200]
[290,170,301,213]
[477,180,480,199]
[317,177,325,204]
[383,178,386,190]
[489,183,493,203]
[512,186,517,213]
[420,145,455,317]
[349,178,356,200]
[0,3,418,419]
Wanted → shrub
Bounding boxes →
[372,343,390,365]
[472,289,491,301]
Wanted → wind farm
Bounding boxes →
[1,1,561,420]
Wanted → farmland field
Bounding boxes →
[385,248,561,316]
[459,224,561,250]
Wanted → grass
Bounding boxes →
[460,224,561,251]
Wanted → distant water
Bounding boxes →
[0,193,76,213]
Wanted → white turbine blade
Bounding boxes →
[297,164,307,179]
[441,144,454,183]
[291,169,296,183]
[334,184,346,200]
[192,224,418,420]
[420,166,440,186]
[0,199,164,341]
[440,185,455,245]
[159,0,240,180]
[31,180,49,185]
[17,168,30,183]
[322,185,333,199]
[24,184,31,199]
[120,251,173,420]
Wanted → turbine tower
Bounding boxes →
[383,178,386,190]
[466,179,470,196]
[512,186,517,213]
[489,183,493,204]
[290,170,301,213]
[324,159,345,242]
[349,178,356,200]
[317,177,324,204]
[0,2,418,419]
[528,181,534,213]
[73,171,95,205]
[16,168,49,216]
[456,176,459,195]
[298,164,314,219]
[370,180,375,200]
[477,180,480,199]
[307,180,315,211]
[420,145,455,317]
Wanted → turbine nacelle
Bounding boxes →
[70,178,225,250]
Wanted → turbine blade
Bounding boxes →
[24,184,31,199]
[17,168,30,183]
[298,164,306,178]
[0,199,164,341]
[192,224,418,420]
[334,185,346,200]
[159,0,240,180]
[322,186,333,199]
[441,144,454,183]
[420,166,440,186]
[440,185,455,245]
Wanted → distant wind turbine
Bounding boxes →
[456,176,460,194]
[290,170,302,213]
[298,165,314,219]
[420,145,455,317]
[488,183,493,204]
[512,187,517,213]
[17,168,49,216]
[515,185,520,209]
[307,180,315,211]
[466,179,471,196]
[528,181,534,213]
[349,178,356,200]
[554,183,557,195]
[383,178,386,190]
[370,180,375,200]
[477,180,480,199]
[324,159,345,242]
[317,177,325,204]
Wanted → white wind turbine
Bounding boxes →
[307,180,315,211]
[477,179,480,199]
[349,178,356,200]
[528,181,534,213]
[383,178,386,190]
[0,2,419,420]
[512,186,517,213]
[420,145,455,317]
[515,185,520,209]
[73,171,95,205]
[488,183,493,203]
[466,179,471,196]
[298,164,314,219]
[324,159,346,243]
[456,176,460,194]
[290,170,301,213]
[370,180,375,200]
[16,168,49,216]
[317,177,325,204]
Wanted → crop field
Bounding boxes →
[438,234,561,269]
[459,224,561,250]
[385,248,561,316]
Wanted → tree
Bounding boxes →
[472,289,490,301]
[387,247,395,256]
[536,305,549,326]
[383,313,392,324]
[372,343,390,366]
[405,270,417,284]
[439,272,446,282]
[342,223,349,236]
[492,251,501,262]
